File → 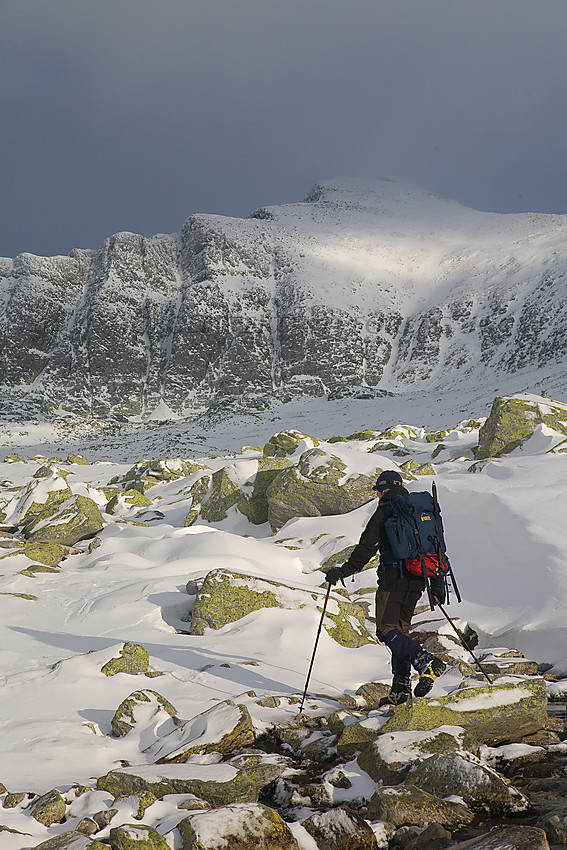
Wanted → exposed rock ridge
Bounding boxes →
[2,179,567,416]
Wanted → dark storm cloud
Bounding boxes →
[1,0,566,257]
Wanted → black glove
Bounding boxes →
[430,577,446,606]
[326,565,348,586]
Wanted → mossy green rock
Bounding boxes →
[263,430,319,458]
[189,569,375,647]
[357,725,478,784]
[477,395,567,459]
[111,689,178,737]
[178,802,299,850]
[367,784,474,828]
[407,752,529,815]
[110,458,206,493]
[24,494,104,546]
[31,834,106,849]
[381,678,548,745]
[106,489,152,514]
[237,457,294,525]
[11,541,68,566]
[101,643,150,677]
[108,824,169,850]
[97,759,284,807]
[28,788,67,826]
[67,453,90,465]
[336,713,389,756]
[266,449,379,531]
[200,465,244,522]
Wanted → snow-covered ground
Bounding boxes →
[1,391,567,847]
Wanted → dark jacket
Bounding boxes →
[343,485,426,593]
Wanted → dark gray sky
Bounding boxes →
[2,0,567,258]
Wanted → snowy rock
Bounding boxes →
[407,752,530,816]
[302,806,379,850]
[28,787,67,825]
[146,700,255,762]
[366,784,474,828]
[24,493,104,546]
[111,689,178,738]
[448,825,550,849]
[31,835,106,849]
[476,396,567,459]
[189,569,376,648]
[380,678,548,745]
[108,823,169,849]
[357,725,478,784]
[265,448,379,531]
[96,757,285,807]
[178,802,299,850]
[101,643,153,677]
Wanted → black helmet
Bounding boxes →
[373,470,403,491]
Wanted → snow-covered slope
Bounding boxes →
[2,178,567,418]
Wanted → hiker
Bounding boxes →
[325,469,446,704]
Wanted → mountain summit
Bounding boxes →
[2,178,566,417]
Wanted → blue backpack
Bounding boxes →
[383,487,459,607]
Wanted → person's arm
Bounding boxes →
[326,506,383,584]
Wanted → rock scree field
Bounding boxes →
[1,393,567,848]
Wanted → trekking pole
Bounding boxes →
[436,602,494,685]
[299,584,331,713]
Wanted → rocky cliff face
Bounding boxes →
[2,179,567,417]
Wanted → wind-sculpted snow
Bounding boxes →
[3,178,567,417]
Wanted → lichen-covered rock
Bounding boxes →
[199,462,258,522]
[189,569,375,647]
[237,457,294,524]
[67,453,90,465]
[408,752,530,816]
[336,713,389,757]
[28,788,67,826]
[101,643,150,677]
[380,678,548,745]
[178,802,299,850]
[357,725,478,784]
[448,825,550,849]
[147,700,255,762]
[367,784,474,829]
[266,448,380,531]
[302,806,378,850]
[108,823,169,849]
[97,758,285,807]
[31,834,106,849]
[9,540,69,566]
[111,689,178,737]
[24,493,104,546]
[110,459,205,493]
[106,489,152,514]
[263,431,320,458]
[477,395,567,459]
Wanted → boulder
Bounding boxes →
[189,569,376,647]
[24,493,104,546]
[108,823,169,849]
[263,430,320,458]
[357,725,478,784]
[109,459,205,493]
[265,448,380,530]
[147,700,255,762]
[404,822,452,850]
[336,713,389,757]
[97,757,285,807]
[178,802,299,850]
[476,395,567,459]
[367,784,474,828]
[302,806,379,850]
[237,457,294,524]
[448,825,550,849]
[28,788,67,826]
[106,489,152,514]
[30,835,106,849]
[101,643,152,677]
[380,678,548,745]
[407,752,530,816]
[111,689,178,737]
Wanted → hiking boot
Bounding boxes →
[378,690,410,708]
[414,658,446,698]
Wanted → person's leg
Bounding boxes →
[376,589,411,701]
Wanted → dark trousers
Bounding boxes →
[375,587,432,684]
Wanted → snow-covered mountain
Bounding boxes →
[2,178,567,419]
